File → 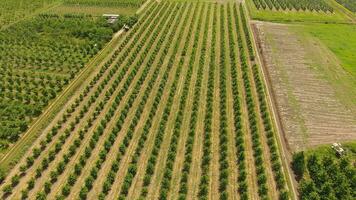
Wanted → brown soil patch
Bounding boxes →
[253,21,356,152]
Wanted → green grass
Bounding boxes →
[305,141,356,160]
[245,0,350,23]
[287,23,356,113]
[301,24,356,76]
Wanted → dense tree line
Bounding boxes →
[252,0,333,12]
[64,0,145,8]
[292,151,356,200]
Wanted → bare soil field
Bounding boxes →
[253,21,356,152]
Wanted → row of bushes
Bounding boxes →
[235,4,270,199]
[135,4,193,199]
[226,4,248,200]
[113,3,183,199]
[252,0,333,12]
[217,5,230,200]
[198,5,217,200]
[240,3,289,199]
[239,5,255,61]
[177,4,211,200]
[157,3,203,200]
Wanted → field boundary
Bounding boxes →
[242,2,298,199]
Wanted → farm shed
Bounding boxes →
[102,14,119,24]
